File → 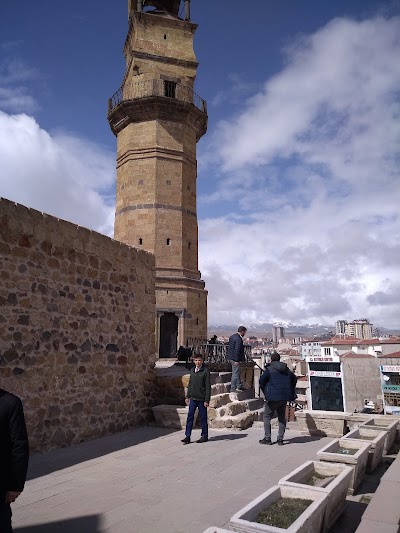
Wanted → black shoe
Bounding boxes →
[277,439,284,446]
[196,436,208,443]
[259,438,272,445]
[181,436,190,444]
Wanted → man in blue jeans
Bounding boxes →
[227,326,247,392]
[182,354,211,444]
[259,352,297,445]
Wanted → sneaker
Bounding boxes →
[259,437,272,445]
[235,387,245,392]
[181,436,190,444]
[196,436,208,443]
[277,439,284,446]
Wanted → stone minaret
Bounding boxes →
[108,0,207,357]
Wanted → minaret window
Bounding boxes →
[138,238,143,245]
[188,242,191,249]
[164,81,176,98]
[166,238,171,245]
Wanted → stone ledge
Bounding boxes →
[152,404,190,429]
[355,453,400,532]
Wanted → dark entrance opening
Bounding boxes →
[159,312,178,358]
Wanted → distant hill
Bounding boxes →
[208,322,400,338]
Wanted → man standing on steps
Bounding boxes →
[259,352,297,446]
[227,326,247,393]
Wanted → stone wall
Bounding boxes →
[0,198,156,452]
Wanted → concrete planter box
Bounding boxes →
[278,460,352,532]
[229,484,328,533]
[359,418,398,453]
[341,427,386,472]
[317,439,371,495]
[152,404,196,429]
[296,410,347,437]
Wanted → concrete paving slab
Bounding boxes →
[12,426,332,532]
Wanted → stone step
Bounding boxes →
[211,383,230,395]
[210,372,231,385]
[228,388,255,401]
[245,397,265,411]
[209,410,258,430]
[209,393,231,409]
[218,401,248,417]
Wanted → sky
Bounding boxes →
[1,1,400,329]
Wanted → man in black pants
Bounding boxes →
[259,352,297,445]
[0,389,29,532]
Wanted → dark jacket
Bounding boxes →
[186,365,211,403]
[227,333,245,363]
[0,389,29,494]
[259,361,297,402]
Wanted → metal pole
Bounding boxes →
[184,0,190,20]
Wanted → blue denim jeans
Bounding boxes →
[230,361,243,390]
[263,400,287,440]
[185,399,208,439]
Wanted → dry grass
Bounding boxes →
[257,498,312,528]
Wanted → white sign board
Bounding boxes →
[380,365,400,373]
[309,370,342,378]
[306,356,340,363]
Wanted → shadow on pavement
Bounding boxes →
[209,434,248,441]
[28,426,177,481]
[14,514,100,533]
[285,435,324,444]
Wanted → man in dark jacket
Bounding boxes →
[182,354,211,444]
[0,389,29,532]
[227,326,247,392]
[259,352,297,445]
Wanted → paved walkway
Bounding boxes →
[12,425,332,533]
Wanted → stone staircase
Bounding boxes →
[208,371,265,429]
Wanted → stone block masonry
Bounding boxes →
[0,198,156,452]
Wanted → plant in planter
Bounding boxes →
[229,484,328,533]
[360,418,398,454]
[317,438,371,495]
[278,460,352,532]
[341,427,386,472]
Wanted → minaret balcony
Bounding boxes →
[108,79,207,137]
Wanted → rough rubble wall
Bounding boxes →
[0,198,156,452]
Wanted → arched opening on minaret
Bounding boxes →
[159,313,179,358]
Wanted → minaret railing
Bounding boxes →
[108,79,207,114]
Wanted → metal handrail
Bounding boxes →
[108,79,207,115]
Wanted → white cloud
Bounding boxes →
[0,111,115,236]
[200,15,400,329]
[0,55,41,113]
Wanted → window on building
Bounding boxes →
[164,80,176,98]
[138,238,143,245]
[324,348,331,356]
[166,238,170,245]
[188,242,191,249]
[309,362,340,372]
[384,393,400,407]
